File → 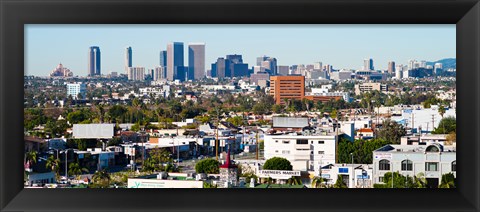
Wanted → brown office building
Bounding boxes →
[270,75,305,105]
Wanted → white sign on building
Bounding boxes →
[258,170,301,179]
[373,153,392,160]
[73,124,115,139]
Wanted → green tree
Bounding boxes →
[45,155,60,178]
[263,157,292,170]
[439,173,456,188]
[376,119,406,144]
[195,158,220,174]
[287,176,302,185]
[311,177,327,188]
[68,162,89,178]
[143,147,173,172]
[91,169,111,188]
[373,172,427,188]
[337,138,390,164]
[195,115,211,124]
[272,104,284,114]
[226,116,244,127]
[333,175,348,188]
[203,182,218,188]
[66,110,90,124]
[432,116,456,134]
[25,150,38,165]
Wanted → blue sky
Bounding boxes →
[25,24,455,76]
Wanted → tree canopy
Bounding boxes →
[432,116,456,134]
[263,157,292,170]
[376,119,406,144]
[337,138,391,164]
[195,158,220,174]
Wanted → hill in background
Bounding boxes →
[426,58,456,70]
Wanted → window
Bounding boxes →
[426,145,440,152]
[401,160,413,171]
[425,162,438,171]
[282,140,290,144]
[275,150,279,153]
[318,151,324,154]
[318,141,324,144]
[296,139,308,144]
[282,150,290,154]
[275,140,278,143]
[379,159,390,170]
[452,161,456,172]
[379,177,384,182]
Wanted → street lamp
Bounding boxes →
[350,153,354,188]
[391,160,394,189]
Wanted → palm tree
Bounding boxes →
[333,175,348,188]
[413,172,428,188]
[287,176,302,185]
[97,104,105,123]
[438,104,446,133]
[45,155,60,178]
[92,169,111,188]
[68,162,89,179]
[25,150,38,165]
[311,177,326,188]
[439,173,456,188]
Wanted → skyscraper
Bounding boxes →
[160,50,167,67]
[125,47,132,74]
[226,54,248,77]
[388,61,395,74]
[127,67,145,81]
[363,58,374,71]
[188,43,205,81]
[395,64,403,79]
[167,42,184,81]
[89,46,101,76]
[277,65,289,76]
[257,56,278,75]
[215,57,229,78]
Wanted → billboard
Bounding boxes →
[73,124,115,139]
[272,117,309,128]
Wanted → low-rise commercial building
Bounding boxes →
[264,132,337,172]
[372,143,456,188]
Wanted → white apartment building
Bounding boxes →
[264,133,337,172]
[372,143,456,188]
[128,67,145,81]
[66,83,86,100]
[354,82,388,95]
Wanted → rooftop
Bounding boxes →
[374,143,456,153]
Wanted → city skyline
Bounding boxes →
[25,24,455,76]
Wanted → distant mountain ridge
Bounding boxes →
[426,58,456,70]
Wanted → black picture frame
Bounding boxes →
[1,0,479,211]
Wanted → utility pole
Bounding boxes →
[216,109,219,161]
[256,124,259,160]
[431,114,435,132]
[411,113,415,133]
